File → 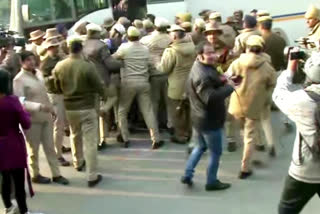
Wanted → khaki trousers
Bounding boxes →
[25,121,60,178]
[225,97,238,143]
[100,83,120,141]
[150,75,171,127]
[118,81,160,143]
[257,106,275,148]
[167,98,191,141]
[241,118,259,172]
[66,109,99,181]
[47,93,66,158]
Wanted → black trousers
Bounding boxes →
[1,168,28,214]
[279,175,320,214]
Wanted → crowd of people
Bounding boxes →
[1,3,320,214]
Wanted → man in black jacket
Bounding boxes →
[181,41,234,191]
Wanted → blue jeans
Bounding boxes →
[184,128,223,185]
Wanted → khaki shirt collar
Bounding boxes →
[309,22,320,36]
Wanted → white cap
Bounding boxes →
[86,23,102,32]
[155,17,169,28]
[112,23,126,35]
[167,24,185,32]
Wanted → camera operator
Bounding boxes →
[0,36,21,94]
[273,49,320,214]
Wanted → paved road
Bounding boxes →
[1,111,319,214]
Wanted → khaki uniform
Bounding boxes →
[306,22,320,49]
[40,55,66,158]
[157,38,196,140]
[227,53,276,171]
[113,41,161,143]
[233,28,261,56]
[53,55,104,181]
[13,69,61,178]
[83,36,121,143]
[140,31,172,127]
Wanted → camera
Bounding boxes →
[0,28,26,48]
[283,46,307,61]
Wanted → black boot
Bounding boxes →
[181,176,193,187]
[205,180,231,191]
[88,175,103,188]
[32,175,51,184]
[75,160,86,172]
[52,176,69,185]
[98,141,108,151]
[152,141,164,150]
[238,171,253,179]
[58,157,71,167]
[227,142,237,152]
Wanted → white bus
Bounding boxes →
[5,0,316,45]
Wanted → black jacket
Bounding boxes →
[187,61,234,131]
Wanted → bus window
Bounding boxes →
[74,0,109,18]
[0,0,10,29]
[21,0,73,26]
[147,0,184,3]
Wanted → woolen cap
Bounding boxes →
[194,18,206,29]
[305,4,320,19]
[209,12,222,20]
[257,15,273,23]
[127,26,141,37]
[86,23,102,32]
[167,24,185,32]
[143,19,154,29]
[246,35,265,47]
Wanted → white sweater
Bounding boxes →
[273,70,320,183]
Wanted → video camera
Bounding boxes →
[0,28,26,48]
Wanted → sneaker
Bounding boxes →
[205,180,231,191]
[152,141,164,150]
[31,175,51,184]
[62,146,71,153]
[238,171,253,179]
[58,157,70,167]
[180,176,193,187]
[227,142,237,152]
[52,176,69,185]
[88,175,103,188]
[4,203,18,214]
[98,141,108,151]
[255,144,266,152]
